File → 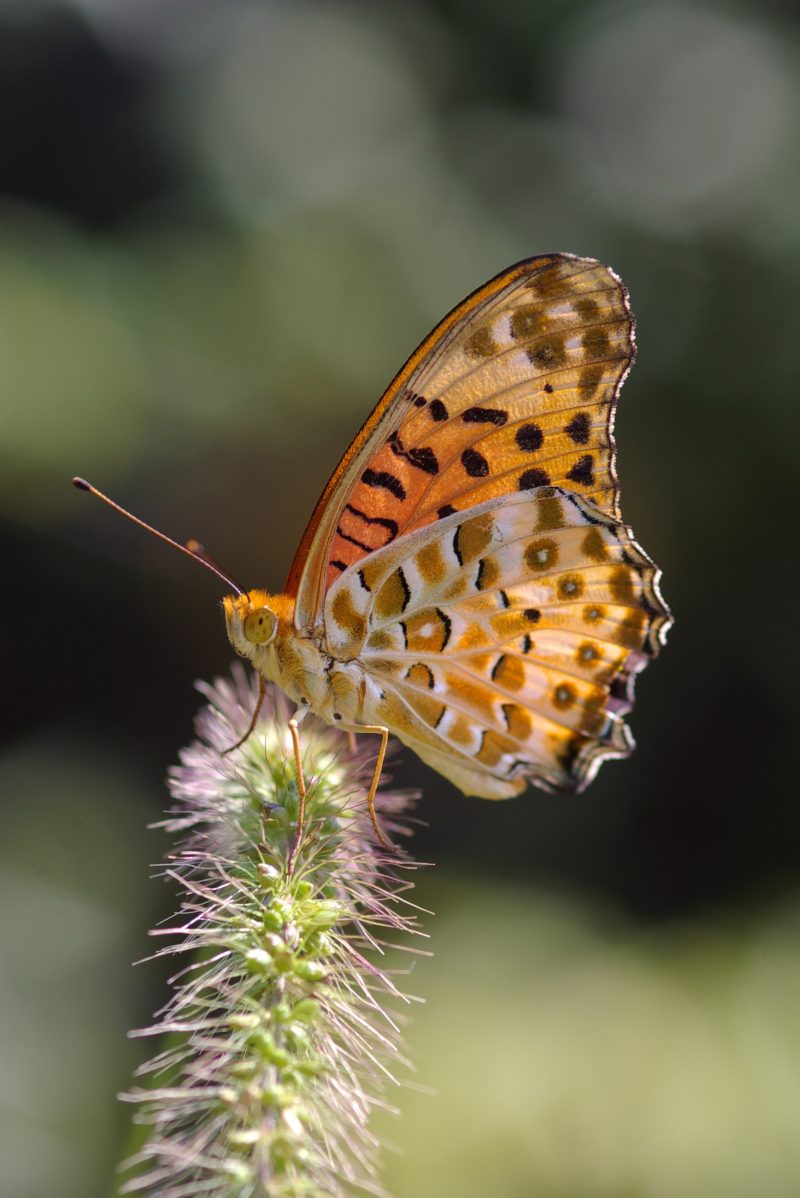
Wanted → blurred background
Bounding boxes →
[1,0,799,1194]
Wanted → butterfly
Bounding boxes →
[75,254,670,863]
[219,254,671,855]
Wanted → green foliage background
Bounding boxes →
[1,1,798,1195]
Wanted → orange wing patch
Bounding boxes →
[288,255,635,631]
[323,488,669,795]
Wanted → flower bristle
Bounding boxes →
[119,664,426,1198]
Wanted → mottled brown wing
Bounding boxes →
[288,255,635,632]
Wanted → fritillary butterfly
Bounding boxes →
[76,255,671,857]
[224,254,671,843]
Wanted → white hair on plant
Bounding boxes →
[119,663,426,1198]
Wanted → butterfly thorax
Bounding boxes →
[223,590,365,726]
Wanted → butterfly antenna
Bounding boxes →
[185,539,247,597]
[72,477,244,596]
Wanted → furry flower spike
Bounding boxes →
[120,664,425,1198]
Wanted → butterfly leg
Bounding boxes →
[353,724,393,851]
[222,673,266,755]
[287,713,308,876]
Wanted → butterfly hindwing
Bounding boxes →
[323,488,669,796]
[289,254,635,630]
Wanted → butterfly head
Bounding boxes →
[223,590,293,663]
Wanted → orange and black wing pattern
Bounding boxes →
[287,255,635,631]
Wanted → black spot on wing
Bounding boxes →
[361,468,406,500]
[344,503,399,543]
[462,407,508,426]
[519,468,551,489]
[461,448,489,478]
[429,399,448,421]
[336,527,372,552]
[515,424,543,453]
[388,432,439,476]
[408,446,439,474]
[566,454,595,487]
[564,412,591,445]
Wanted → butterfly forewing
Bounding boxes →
[323,488,669,796]
[288,254,634,631]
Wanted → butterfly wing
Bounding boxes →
[323,488,670,795]
[287,254,635,632]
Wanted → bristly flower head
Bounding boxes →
[120,663,426,1198]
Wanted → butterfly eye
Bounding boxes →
[244,606,277,645]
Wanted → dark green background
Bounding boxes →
[2,2,799,1195]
